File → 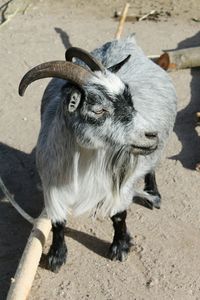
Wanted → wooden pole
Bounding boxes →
[156,47,200,70]
[168,47,200,69]
[0,177,52,299]
[115,3,130,40]
[6,210,51,300]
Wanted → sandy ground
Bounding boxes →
[1,0,200,299]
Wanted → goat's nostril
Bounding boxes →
[145,132,158,139]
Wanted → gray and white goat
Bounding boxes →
[19,35,177,272]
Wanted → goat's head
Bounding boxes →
[19,47,158,155]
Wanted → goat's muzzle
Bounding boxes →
[131,132,158,155]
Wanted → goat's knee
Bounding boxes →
[47,221,67,273]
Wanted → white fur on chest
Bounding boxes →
[44,148,142,223]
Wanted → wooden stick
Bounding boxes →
[113,11,138,23]
[7,210,51,300]
[115,3,130,40]
[156,47,200,70]
[139,10,156,21]
[168,47,200,69]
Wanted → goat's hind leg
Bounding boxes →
[144,171,161,209]
[108,210,132,261]
[47,221,67,273]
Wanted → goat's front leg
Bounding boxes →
[108,210,132,261]
[47,221,67,273]
[144,171,161,208]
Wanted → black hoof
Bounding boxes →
[47,242,67,273]
[134,196,154,210]
[142,189,161,209]
[145,190,161,209]
[108,233,132,262]
[151,194,161,209]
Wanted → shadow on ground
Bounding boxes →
[0,143,43,299]
[66,227,110,259]
[54,27,72,49]
[171,31,200,169]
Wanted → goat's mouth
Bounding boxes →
[131,144,158,155]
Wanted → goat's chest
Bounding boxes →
[63,148,136,216]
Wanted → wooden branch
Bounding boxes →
[156,47,200,70]
[115,3,130,40]
[139,10,156,21]
[7,210,51,300]
[113,11,138,22]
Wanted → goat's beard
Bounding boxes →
[107,145,138,194]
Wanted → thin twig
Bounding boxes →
[0,0,14,24]
[0,0,14,11]
[0,177,34,224]
[115,3,130,40]
[139,10,156,21]
[113,11,139,22]
[22,3,32,15]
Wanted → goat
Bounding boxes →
[19,35,177,272]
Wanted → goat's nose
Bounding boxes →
[145,132,158,140]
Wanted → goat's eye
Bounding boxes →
[94,109,104,115]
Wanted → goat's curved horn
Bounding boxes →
[19,61,94,96]
[65,47,105,73]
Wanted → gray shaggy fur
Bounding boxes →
[36,35,177,223]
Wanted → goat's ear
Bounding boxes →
[108,55,131,73]
[68,90,82,112]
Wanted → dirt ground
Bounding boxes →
[1,0,200,299]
